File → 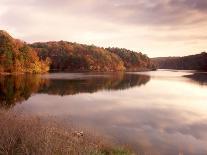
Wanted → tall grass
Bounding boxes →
[0,110,133,155]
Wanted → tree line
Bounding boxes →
[152,52,207,71]
[31,42,156,72]
[0,30,156,73]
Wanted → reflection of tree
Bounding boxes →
[184,73,207,85]
[0,75,47,108]
[111,74,150,90]
[38,73,150,96]
[0,73,150,108]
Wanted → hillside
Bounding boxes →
[152,52,207,71]
[0,30,156,73]
[31,42,125,72]
[107,47,156,71]
[31,42,156,72]
[0,30,50,73]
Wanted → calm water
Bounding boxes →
[1,70,207,155]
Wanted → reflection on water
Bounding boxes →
[184,72,207,85]
[0,75,46,108]
[39,73,150,95]
[0,73,150,107]
[1,70,207,155]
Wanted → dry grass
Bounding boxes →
[0,110,133,155]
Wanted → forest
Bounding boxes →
[31,42,125,72]
[0,30,156,73]
[152,52,207,71]
[107,47,156,71]
[0,30,50,73]
[31,42,156,72]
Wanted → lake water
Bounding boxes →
[1,70,207,155]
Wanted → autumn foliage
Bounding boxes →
[0,30,156,73]
[0,30,50,73]
[31,42,156,72]
[31,42,125,72]
[107,47,156,71]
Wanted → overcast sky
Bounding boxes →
[0,0,207,57]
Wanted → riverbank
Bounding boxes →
[0,110,133,155]
[0,72,25,75]
[0,67,156,75]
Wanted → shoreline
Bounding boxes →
[0,68,157,75]
[0,110,133,155]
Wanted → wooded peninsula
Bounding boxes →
[0,30,156,74]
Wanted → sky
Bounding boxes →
[0,0,207,57]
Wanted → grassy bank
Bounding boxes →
[0,110,133,155]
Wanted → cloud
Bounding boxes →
[0,0,207,57]
[2,0,207,26]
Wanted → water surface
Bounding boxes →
[1,70,207,155]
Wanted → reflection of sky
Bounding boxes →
[14,71,207,155]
